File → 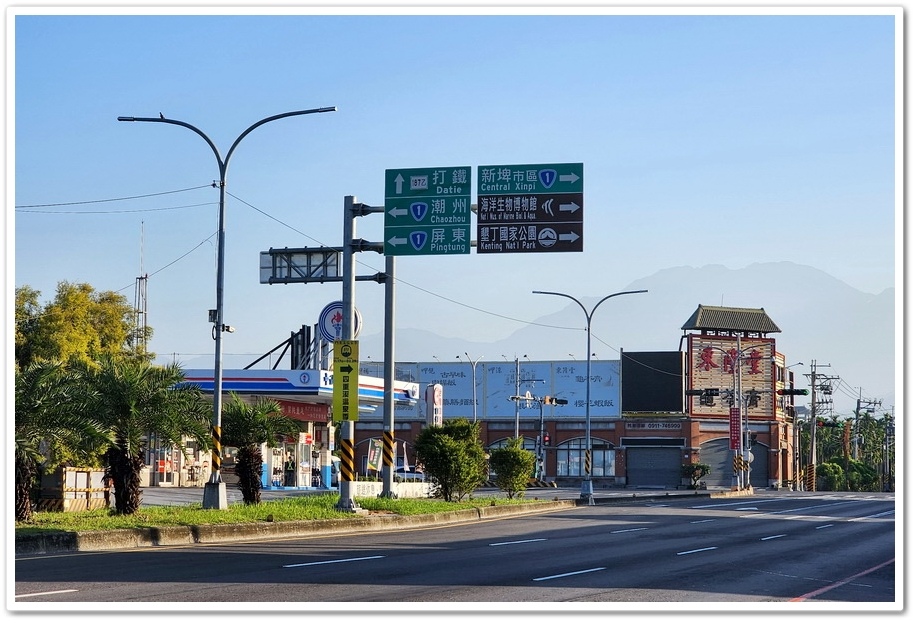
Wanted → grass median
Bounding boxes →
[15,493,560,536]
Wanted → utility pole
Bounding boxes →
[853,390,881,460]
[806,360,832,491]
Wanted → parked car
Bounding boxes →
[394,466,425,481]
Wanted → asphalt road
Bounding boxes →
[13,491,897,610]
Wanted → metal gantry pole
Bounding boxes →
[381,255,396,498]
[118,107,336,510]
[339,195,359,511]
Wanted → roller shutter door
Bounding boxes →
[701,438,769,488]
[626,447,682,487]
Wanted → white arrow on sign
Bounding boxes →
[388,207,408,218]
[394,174,405,194]
[559,172,580,184]
[388,235,408,246]
[559,201,581,214]
[559,232,580,243]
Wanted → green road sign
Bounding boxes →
[478,163,583,194]
[477,163,584,254]
[385,166,472,256]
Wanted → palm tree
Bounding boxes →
[14,360,108,522]
[79,357,211,515]
[221,393,301,505]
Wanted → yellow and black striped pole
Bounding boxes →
[383,431,395,469]
[210,425,222,475]
[584,449,592,476]
[339,437,356,484]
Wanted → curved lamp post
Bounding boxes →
[458,353,483,422]
[118,107,336,509]
[533,289,647,504]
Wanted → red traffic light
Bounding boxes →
[777,388,809,396]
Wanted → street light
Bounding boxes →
[532,289,648,504]
[118,107,336,509]
[458,353,483,422]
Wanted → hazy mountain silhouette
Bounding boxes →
[360,261,895,415]
[196,262,893,416]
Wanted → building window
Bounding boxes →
[557,437,615,477]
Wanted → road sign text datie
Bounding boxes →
[384,166,472,256]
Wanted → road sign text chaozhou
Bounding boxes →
[384,166,472,256]
[477,163,584,254]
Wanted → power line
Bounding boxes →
[227,190,581,333]
[14,185,213,209]
[16,201,216,215]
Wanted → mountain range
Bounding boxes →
[189,261,895,417]
[357,261,896,417]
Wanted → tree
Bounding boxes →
[680,462,711,489]
[415,419,488,502]
[25,281,150,366]
[78,357,211,514]
[488,437,535,499]
[14,286,42,369]
[14,360,109,522]
[220,393,301,505]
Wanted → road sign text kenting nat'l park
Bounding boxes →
[477,163,584,254]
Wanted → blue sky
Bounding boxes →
[10,6,900,372]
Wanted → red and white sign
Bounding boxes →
[278,400,330,422]
[729,407,741,450]
[426,384,443,426]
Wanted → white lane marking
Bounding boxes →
[690,519,716,524]
[16,589,79,599]
[677,547,719,556]
[283,555,385,568]
[815,524,834,530]
[533,567,606,582]
[676,546,718,556]
[851,510,895,521]
[760,534,787,541]
[610,527,648,534]
[490,538,547,546]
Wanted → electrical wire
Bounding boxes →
[14,185,213,209]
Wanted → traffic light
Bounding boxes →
[777,388,809,396]
[543,396,568,406]
[686,388,718,405]
[701,388,718,406]
[542,433,551,445]
[816,419,841,428]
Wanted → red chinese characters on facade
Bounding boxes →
[695,345,766,375]
[696,347,720,371]
[743,349,764,374]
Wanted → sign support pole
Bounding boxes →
[381,255,397,498]
[338,196,361,512]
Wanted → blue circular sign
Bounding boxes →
[317,301,362,342]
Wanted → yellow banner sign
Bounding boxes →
[332,340,359,422]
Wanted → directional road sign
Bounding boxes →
[476,163,584,254]
[384,166,472,256]
[332,340,359,422]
